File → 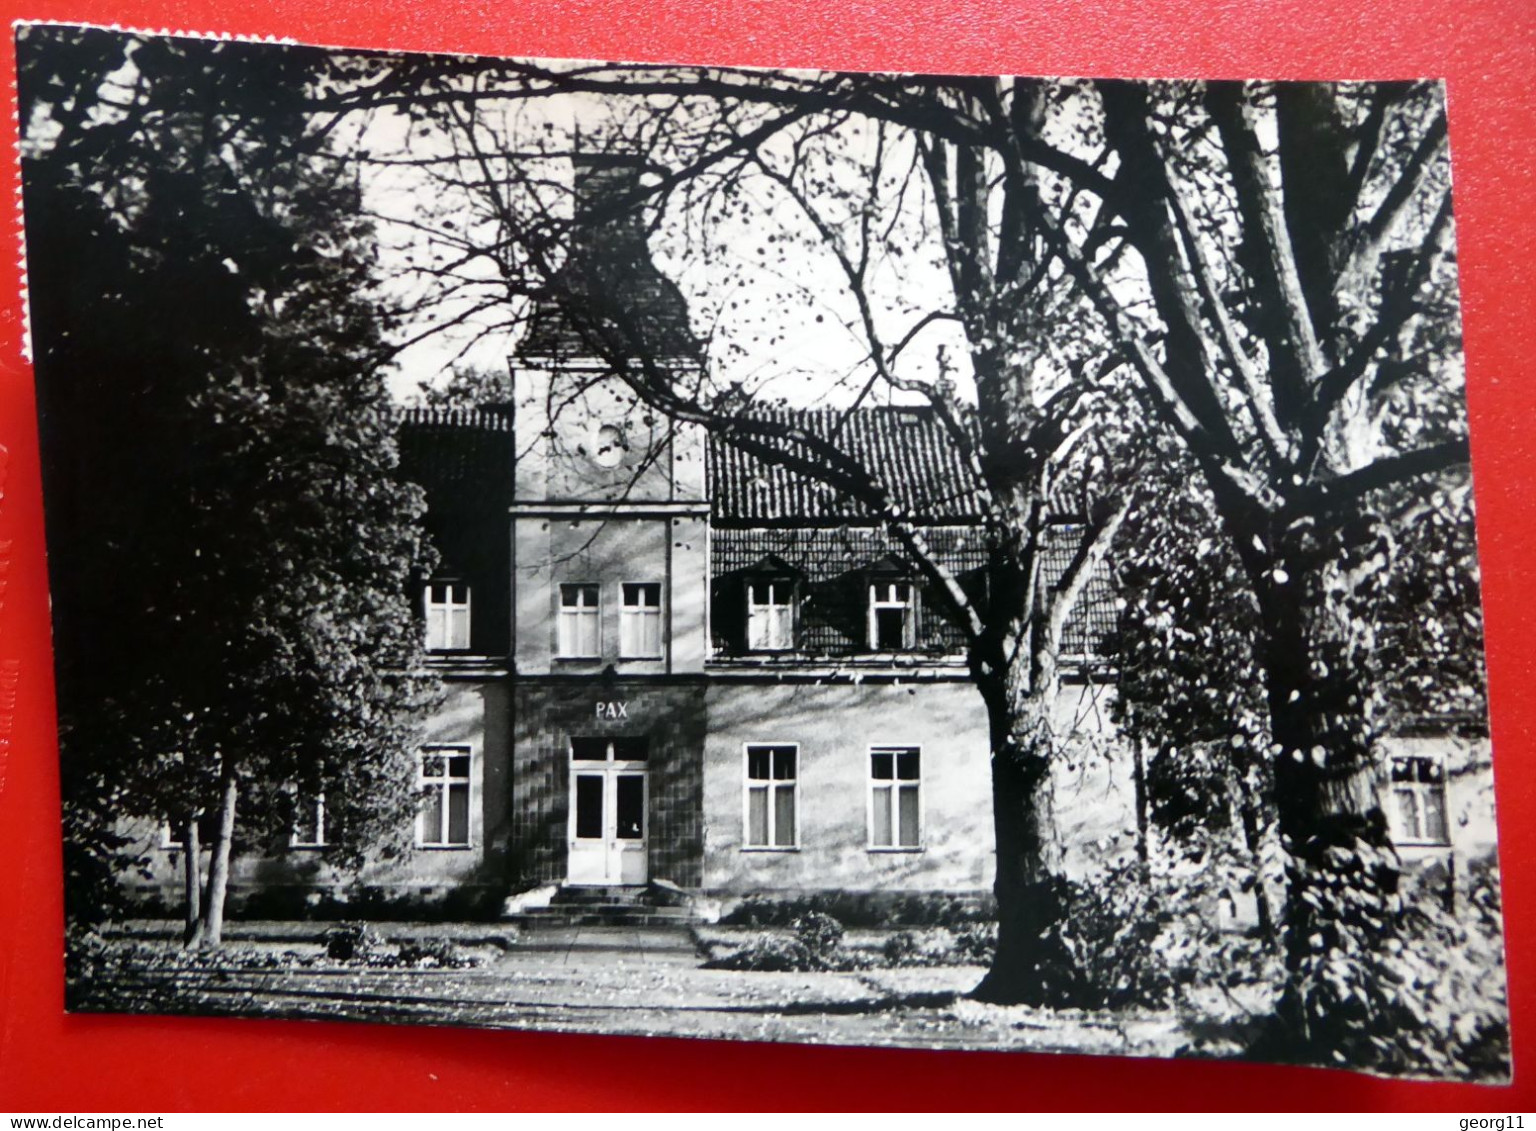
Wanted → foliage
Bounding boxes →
[1365,477,1487,733]
[1007,854,1283,1013]
[881,929,931,966]
[61,802,146,929]
[721,891,993,928]
[321,922,386,961]
[66,926,482,1006]
[1036,872,1175,1010]
[395,937,472,968]
[952,922,1001,965]
[1260,854,1508,1079]
[793,911,845,959]
[417,363,514,409]
[881,926,997,967]
[703,912,864,973]
[313,928,479,968]
[19,27,441,936]
[1110,450,1270,835]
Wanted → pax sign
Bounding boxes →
[595,701,630,719]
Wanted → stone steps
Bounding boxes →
[505,910,695,929]
[502,884,701,928]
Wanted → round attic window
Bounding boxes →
[591,423,627,468]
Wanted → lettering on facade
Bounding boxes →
[595,700,630,720]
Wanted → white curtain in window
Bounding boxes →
[748,580,793,650]
[558,585,600,656]
[620,583,662,657]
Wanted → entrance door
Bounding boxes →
[567,736,649,885]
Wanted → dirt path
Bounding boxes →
[74,923,1211,1057]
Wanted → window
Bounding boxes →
[1390,755,1449,845]
[418,747,472,847]
[161,812,217,850]
[747,579,795,651]
[290,792,327,848]
[591,423,628,468]
[424,581,471,651]
[744,744,797,849]
[620,582,663,658]
[557,583,601,657]
[571,735,650,762]
[869,746,922,849]
[868,580,915,650]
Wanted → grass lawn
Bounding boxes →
[65,920,1261,1058]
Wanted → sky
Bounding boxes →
[344,67,981,408]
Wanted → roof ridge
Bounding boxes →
[398,405,513,432]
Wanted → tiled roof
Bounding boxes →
[707,406,987,524]
[397,407,512,489]
[397,407,516,655]
[711,523,1115,660]
[1043,524,1118,659]
[396,404,1115,661]
[518,159,701,362]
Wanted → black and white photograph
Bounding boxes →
[18,24,1507,1081]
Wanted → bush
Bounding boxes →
[704,934,821,972]
[721,892,993,928]
[881,928,980,967]
[321,922,384,961]
[1285,853,1509,1080]
[953,922,999,965]
[793,911,843,959]
[396,937,473,968]
[1046,871,1178,1010]
[704,912,861,972]
[882,930,922,966]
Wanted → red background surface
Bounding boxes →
[0,0,1531,1112]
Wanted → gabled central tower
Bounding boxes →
[507,153,710,891]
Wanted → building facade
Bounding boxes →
[122,158,1493,922]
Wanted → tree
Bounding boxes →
[329,65,1476,1057]
[20,27,440,945]
[1109,445,1281,949]
[1080,80,1469,1063]
[418,363,513,408]
[344,68,1148,1005]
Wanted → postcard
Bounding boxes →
[18,24,1506,1080]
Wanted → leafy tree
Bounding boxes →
[353,74,1143,1005]
[1111,451,1485,972]
[325,66,1478,1059]
[20,26,440,945]
[1082,80,1472,1064]
[418,363,513,408]
[1109,446,1280,947]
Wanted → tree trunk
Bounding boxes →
[971,672,1084,1006]
[1258,570,1400,1061]
[1131,736,1150,866]
[197,764,240,948]
[1233,784,1279,952]
[180,815,202,948]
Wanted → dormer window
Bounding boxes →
[747,579,796,651]
[868,579,916,650]
[425,580,471,651]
